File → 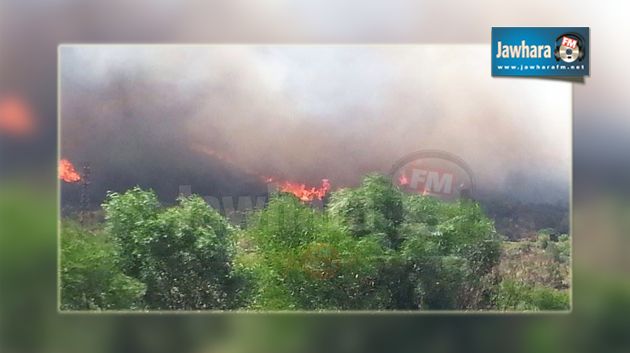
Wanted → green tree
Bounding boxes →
[62,175,561,311]
[401,194,501,309]
[242,194,391,310]
[328,174,404,247]
[328,175,500,310]
[243,175,502,310]
[60,222,145,310]
[101,187,160,277]
[102,188,244,310]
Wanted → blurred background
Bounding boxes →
[1,1,629,352]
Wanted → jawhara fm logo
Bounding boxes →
[492,27,589,77]
[555,33,586,63]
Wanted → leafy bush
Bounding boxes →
[102,188,244,310]
[60,177,567,311]
[500,232,571,293]
[328,174,404,247]
[242,194,391,310]
[244,175,502,310]
[537,232,550,250]
[60,222,145,310]
[498,231,571,309]
[496,280,570,311]
[101,187,160,277]
[401,193,501,309]
[556,234,571,263]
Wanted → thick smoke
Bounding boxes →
[60,45,571,205]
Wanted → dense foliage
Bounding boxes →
[104,189,244,309]
[60,176,570,311]
[240,194,390,310]
[60,222,145,310]
[495,231,571,311]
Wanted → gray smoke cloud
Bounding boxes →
[60,45,570,204]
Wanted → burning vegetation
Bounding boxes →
[270,178,331,202]
[57,46,571,312]
[59,159,81,183]
[191,142,332,202]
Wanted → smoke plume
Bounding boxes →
[60,45,571,205]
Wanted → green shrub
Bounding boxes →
[101,187,160,277]
[328,174,404,247]
[537,233,551,249]
[60,222,145,310]
[61,177,567,311]
[556,234,571,263]
[401,196,501,309]
[243,193,391,310]
[245,175,502,310]
[102,188,244,310]
[496,280,570,311]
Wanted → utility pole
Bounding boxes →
[79,162,91,224]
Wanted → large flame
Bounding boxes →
[274,178,331,202]
[59,159,81,183]
[191,143,332,202]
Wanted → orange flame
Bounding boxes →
[191,143,333,201]
[0,95,34,137]
[59,159,81,183]
[276,178,331,202]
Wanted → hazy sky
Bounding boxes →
[60,45,571,202]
